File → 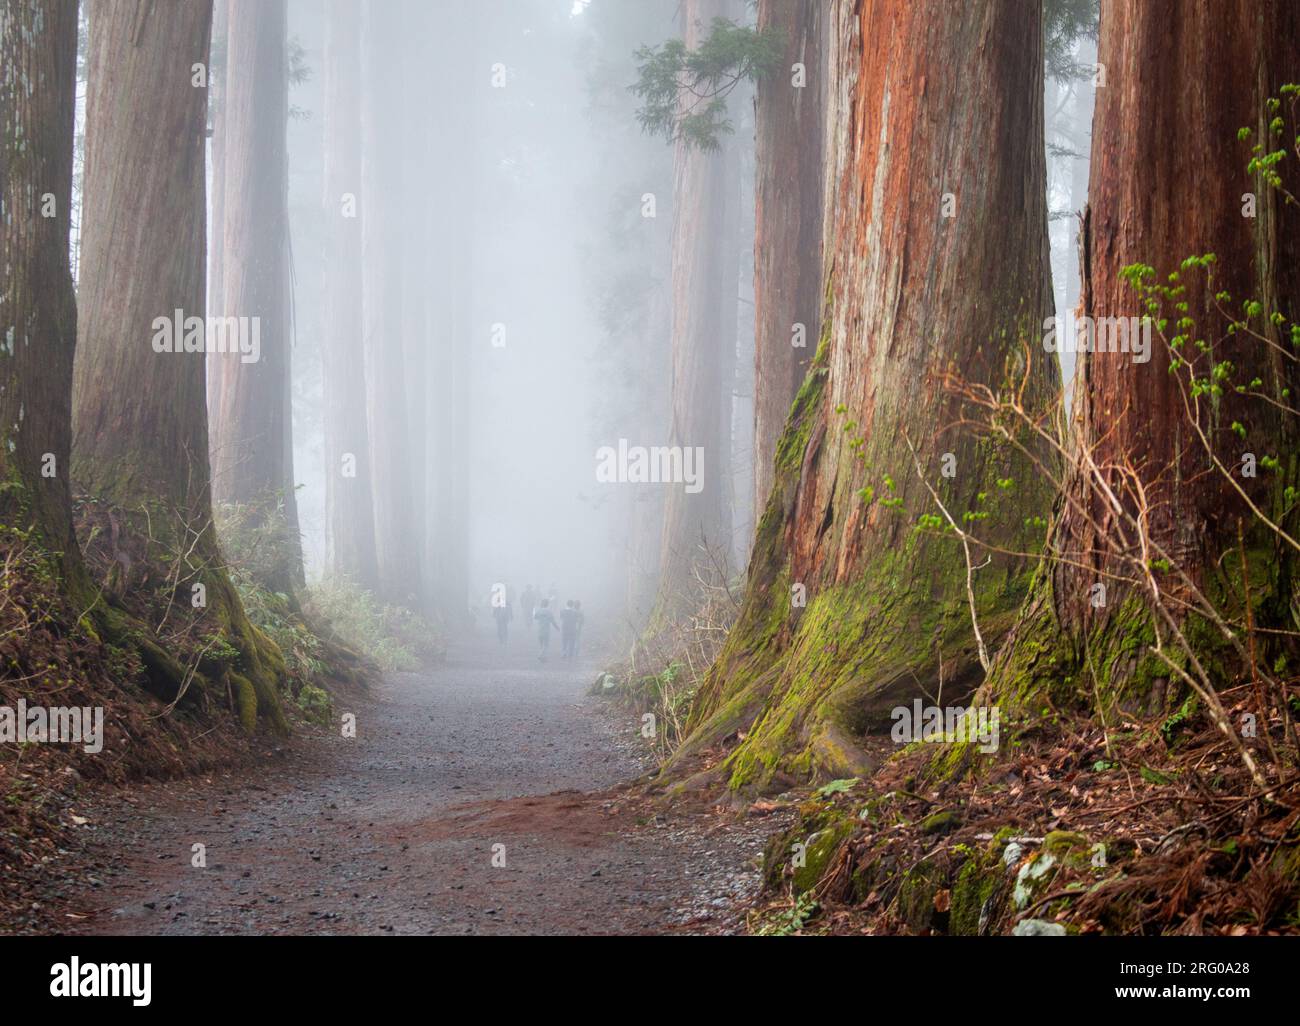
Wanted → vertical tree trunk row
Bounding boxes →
[208,0,303,594]
[322,0,380,590]
[650,0,739,624]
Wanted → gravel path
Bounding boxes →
[62,644,767,935]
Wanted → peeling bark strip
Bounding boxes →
[0,0,80,570]
[669,0,1059,790]
[321,0,379,590]
[752,0,826,519]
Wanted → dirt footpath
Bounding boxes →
[60,645,768,935]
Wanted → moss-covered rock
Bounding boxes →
[920,809,961,835]
[761,800,858,896]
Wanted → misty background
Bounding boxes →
[246,0,1094,639]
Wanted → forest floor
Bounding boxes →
[29,640,775,936]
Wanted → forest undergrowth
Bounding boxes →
[594,536,740,762]
[0,494,444,928]
[667,90,1300,936]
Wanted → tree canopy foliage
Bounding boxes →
[630,16,781,151]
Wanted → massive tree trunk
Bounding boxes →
[72,0,285,730]
[650,0,740,624]
[669,0,1059,790]
[321,0,379,590]
[977,0,1300,728]
[751,0,826,522]
[0,0,80,578]
[361,0,418,606]
[208,0,302,594]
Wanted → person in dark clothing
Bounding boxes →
[534,599,560,661]
[520,585,537,627]
[560,600,579,659]
[492,600,512,647]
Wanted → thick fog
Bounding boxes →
[1046,34,1097,393]
[282,0,692,639]
[264,0,1086,640]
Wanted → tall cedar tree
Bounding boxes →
[72,0,286,730]
[670,0,1059,789]
[975,0,1300,729]
[399,0,430,606]
[650,0,740,624]
[426,2,474,619]
[321,0,380,589]
[208,0,304,594]
[752,0,826,519]
[208,0,228,318]
[361,0,418,605]
[2,0,211,704]
[0,0,80,583]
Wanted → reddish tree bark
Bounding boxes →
[673,0,1058,788]
[984,0,1300,718]
[74,0,215,514]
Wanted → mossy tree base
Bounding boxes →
[664,342,1051,793]
[76,497,288,734]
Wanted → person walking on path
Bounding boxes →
[534,599,560,661]
[492,596,513,648]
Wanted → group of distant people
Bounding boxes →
[490,583,585,661]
